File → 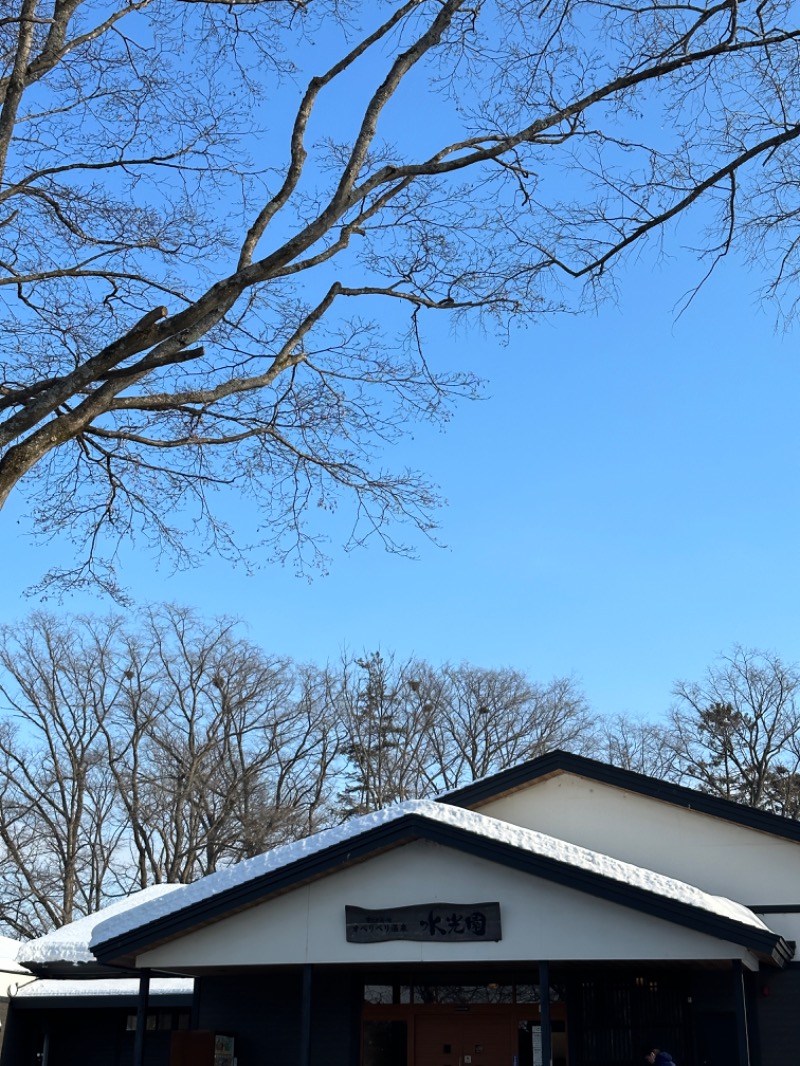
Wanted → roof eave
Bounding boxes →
[91,814,785,969]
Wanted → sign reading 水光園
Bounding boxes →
[345,902,501,943]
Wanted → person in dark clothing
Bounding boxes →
[644,1047,676,1066]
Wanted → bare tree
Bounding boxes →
[3,0,800,594]
[0,608,603,932]
[600,714,680,780]
[332,651,439,814]
[96,605,342,882]
[331,652,596,804]
[0,613,126,935]
[425,666,598,790]
[668,646,800,813]
[0,606,343,934]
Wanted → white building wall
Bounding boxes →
[472,775,800,915]
[137,839,761,971]
[751,912,800,943]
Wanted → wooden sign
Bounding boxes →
[345,902,502,943]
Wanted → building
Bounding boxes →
[4,886,192,1066]
[4,751,800,1066]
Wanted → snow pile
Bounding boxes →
[91,800,769,954]
[21,884,185,966]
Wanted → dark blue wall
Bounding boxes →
[756,964,800,1066]
[196,967,360,1066]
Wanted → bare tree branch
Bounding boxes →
[3,0,800,593]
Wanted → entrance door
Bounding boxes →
[415,1014,512,1066]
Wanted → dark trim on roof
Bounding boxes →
[18,960,136,979]
[92,813,791,970]
[748,905,800,914]
[437,751,800,844]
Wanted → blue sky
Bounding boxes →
[4,232,799,725]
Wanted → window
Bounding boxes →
[125,1008,191,1032]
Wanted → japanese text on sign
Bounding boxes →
[345,903,502,943]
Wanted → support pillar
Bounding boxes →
[733,959,751,1066]
[540,960,553,1066]
[300,963,312,1066]
[133,969,151,1066]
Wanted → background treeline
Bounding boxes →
[1,607,799,938]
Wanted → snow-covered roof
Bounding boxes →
[15,977,193,999]
[20,884,184,967]
[91,799,769,955]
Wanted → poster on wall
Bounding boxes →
[214,1033,235,1066]
[531,1025,543,1066]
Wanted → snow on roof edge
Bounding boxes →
[15,977,193,999]
[20,884,185,967]
[90,799,772,955]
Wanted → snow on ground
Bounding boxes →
[21,884,185,966]
[90,800,770,955]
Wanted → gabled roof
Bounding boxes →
[90,800,791,969]
[438,750,800,843]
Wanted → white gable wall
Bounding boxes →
[472,774,800,941]
[136,840,763,971]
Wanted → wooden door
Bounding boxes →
[170,1029,215,1066]
[414,1014,512,1066]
